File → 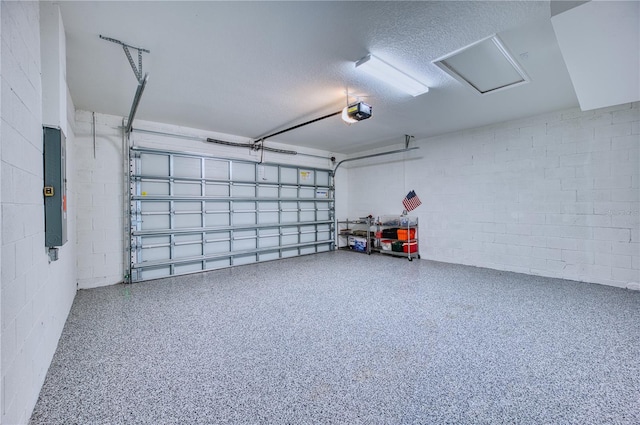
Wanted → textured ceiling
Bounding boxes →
[60,1,579,154]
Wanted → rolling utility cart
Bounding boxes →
[337,217,374,254]
[371,216,419,261]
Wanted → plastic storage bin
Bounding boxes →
[382,228,399,239]
[392,241,404,252]
[397,228,416,240]
[381,239,392,251]
[403,241,418,253]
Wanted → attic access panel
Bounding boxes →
[433,35,530,95]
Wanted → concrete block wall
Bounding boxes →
[73,111,125,289]
[73,112,346,289]
[1,2,77,423]
[347,102,639,289]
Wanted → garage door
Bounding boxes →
[128,147,334,282]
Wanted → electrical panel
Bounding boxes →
[43,126,68,247]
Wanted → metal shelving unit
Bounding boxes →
[128,147,334,282]
[336,217,373,254]
[371,216,419,261]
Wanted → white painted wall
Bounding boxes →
[39,1,67,136]
[0,2,77,423]
[347,103,640,289]
[73,111,346,288]
[0,2,4,417]
[552,1,640,111]
[73,111,125,289]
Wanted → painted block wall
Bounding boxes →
[73,112,125,289]
[0,2,4,416]
[73,111,346,288]
[0,2,77,423]
[347,102,639,289]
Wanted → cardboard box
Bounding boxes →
[348,236,367,252]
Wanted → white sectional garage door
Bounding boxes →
[128,147,334,282]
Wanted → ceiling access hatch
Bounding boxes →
[433,35,530,95]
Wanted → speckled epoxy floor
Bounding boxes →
[30,252,639,424]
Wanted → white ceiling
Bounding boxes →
[59,1,580,154]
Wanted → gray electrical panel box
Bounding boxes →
[43,126,68,247]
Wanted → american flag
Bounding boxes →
[402,190,422,211]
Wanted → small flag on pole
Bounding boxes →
[402,190,422,211]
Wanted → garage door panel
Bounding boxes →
[142,215,170,230]
[233,254,257,266]
[140,266,171,280]
[258,234,279,248]
[175,234,202,244]
[140,153,168,175]
[204,241,231,254]
[174,243,202,259]
[141,246,170,262]
[317,209,330,221]
[281,248,298,258]
[175,202,201,212]
[206,183,229,196]
[175,214,202,228]
[205,240,231,254]
[143,202,170,212]
[205,214,230,226]
[258,212,279,224]
[234,213,257,225]
[205,159,229,180]
[141,181,169,195]
[258,252,279,262]
[173,157,201,178]
[317,231,331,242]
[233,185,255,197]
[300,246,316,255]
[257,186,278,197]
[130,147,334,282]
[280,168,297,184]
[233,163,255,180]
[174,182,201,196]
[299,211,316,222]
[233,230,256,250]
[174,262,202,275]
[299,187,315,198]
[206,201,229,210]
[281,212,298,223]
[281,228,298,245]
[259,165,278,181]
[206,258,231,270]
[280,187,297,198]
[316,171,330,186]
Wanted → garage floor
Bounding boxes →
[30,252,639,424]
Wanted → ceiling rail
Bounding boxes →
[125,74,149,134]
[101,35,151,134]
[99,35,150,83]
